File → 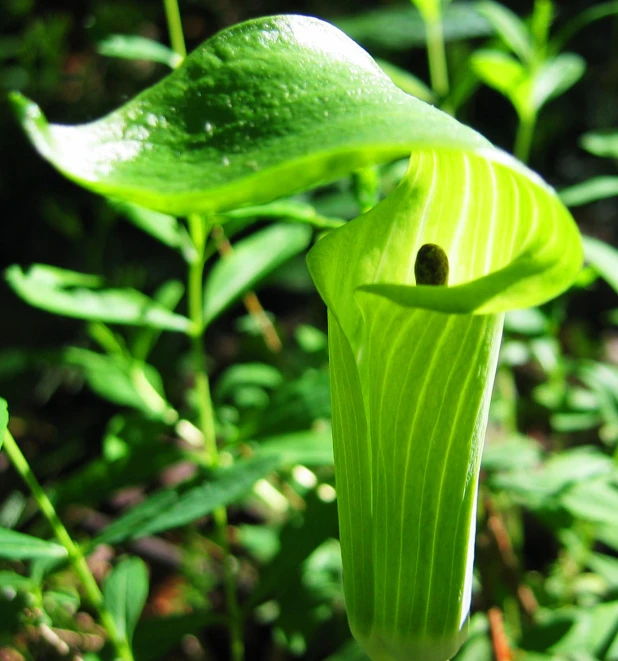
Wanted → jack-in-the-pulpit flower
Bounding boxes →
[307,153,582,661]
[8,14,583,658]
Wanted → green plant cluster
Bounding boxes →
[0,1,618,660]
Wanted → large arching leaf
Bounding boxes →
[9,15,490,216]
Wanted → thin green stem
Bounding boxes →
[514,113,537,164]
[188,214,218,465]
[163,0,187,60]
[425,15,449,100]
[187,214,245,661]
[2,430,134,661]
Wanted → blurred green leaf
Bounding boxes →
[0,571,34,591]
[470,49,527,112]
[111,201,188,251]
[521,601,618,658]
[203,224,312,325]
[583,235,618,294]
[103,557,149,645]
[560,177,618,207]
[131,280,186,360]
[581,130,618,159]
[6,264,191,332]
[256,429,334,467]
[94,456,279,545]
[453,615,491,661]
[0,528,67,560]
[475,0,532,62]
[531,54,585,110]
[63,348,176,422]
[561,478,618,526]
[97,34,182,68]
[215,363,283,401]
[335,3,493,52]
[376,59,435,103]
[490,447,613,509]
[244,369,331,439]
[504,308,549,335]
[587,553,618,589]
[482,435,542,472]
[220,199,345,230]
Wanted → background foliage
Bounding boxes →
[1,0,618,660]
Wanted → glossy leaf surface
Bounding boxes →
[10,15,488,216]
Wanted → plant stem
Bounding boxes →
[2,430,134,661]
[187,214,244,661]
[188,214,218,464]
[514,113,537,164]
[163,0,186,60]
[425,14,449,100]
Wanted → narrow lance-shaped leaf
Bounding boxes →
[103,557,149,645]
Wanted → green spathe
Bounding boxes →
[307,153,581,660]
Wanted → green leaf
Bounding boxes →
[475,0,533,62]
[203,223,312,325]
[560,478,618,525]
[0,571,34,591]
[94,456,278,545]
[587,552,618,589]
[580,129,618,159]
[9,15,490,216]
[521,602,618,658]
[97,34,182,68]
[220,199,345,230]
[560,176,618,207]
[63,348,177,422]
[470,49,527,114]
[582,235,618,294]
[531,53,585,111]
[377,59,435,103]
[335,3,493,52]
[6,264,191,332]
[256,429,334,467]
[0,528,68,560]
[103,557,149,645]
[111,200,186,250]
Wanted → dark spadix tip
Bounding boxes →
[414,243,449,286]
